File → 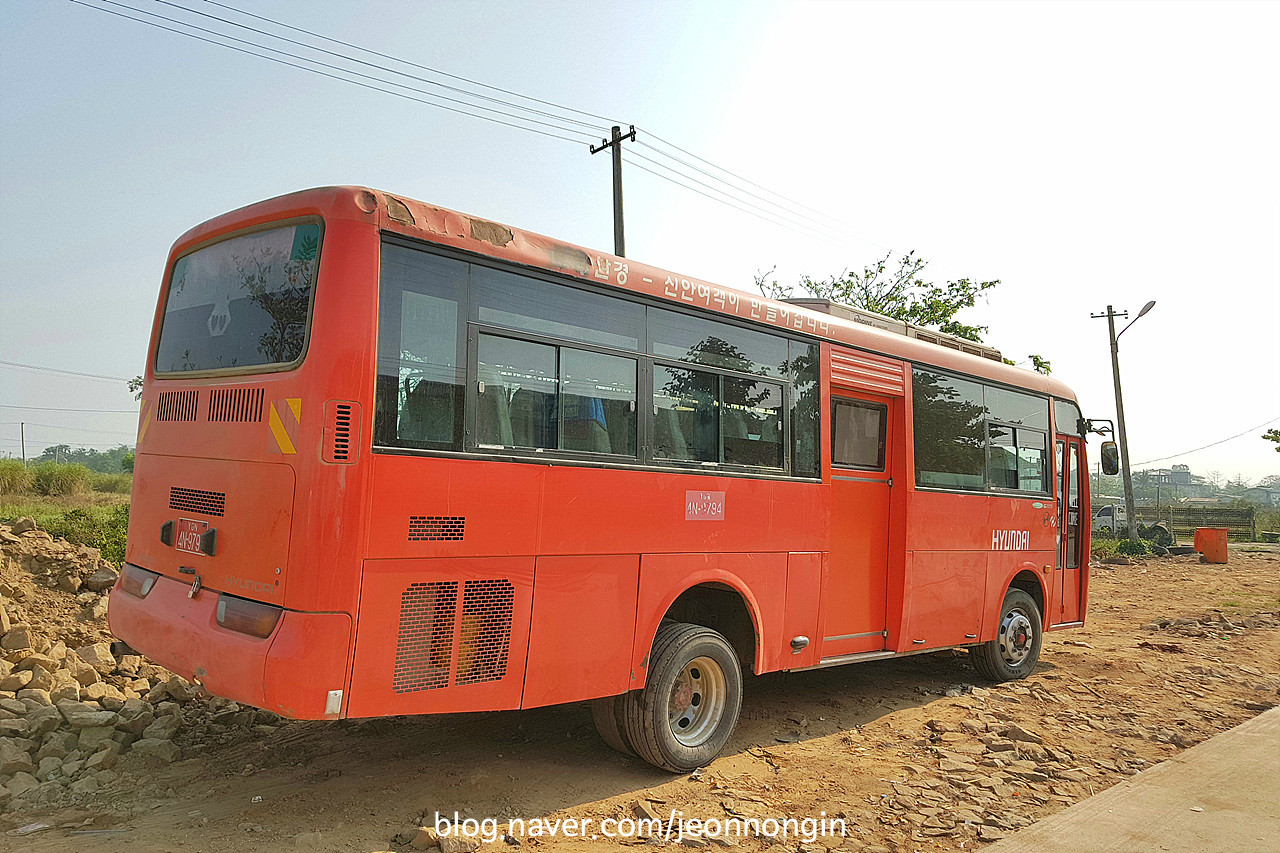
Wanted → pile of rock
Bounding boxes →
[0,518,283,812]
[877,702,1149,845]
[0,624,203,809]
[1144,611,1280,638]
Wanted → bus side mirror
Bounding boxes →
[1100,441,1120,476]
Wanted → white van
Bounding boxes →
[1093,503,1128,533]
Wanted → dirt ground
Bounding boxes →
[5,545,1278,853]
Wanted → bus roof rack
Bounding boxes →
[781,298,1004,362]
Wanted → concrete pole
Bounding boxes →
[1106,306,1140,542]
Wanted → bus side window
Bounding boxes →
[376,244,468,451]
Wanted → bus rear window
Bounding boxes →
[155,222,321,373]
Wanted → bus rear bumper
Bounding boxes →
[108,567,352,720]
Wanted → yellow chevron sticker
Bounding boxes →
[138,399,153,445]
[268,398,300,455]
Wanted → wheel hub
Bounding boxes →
[998,610,1034,666]
[667,655,727,747]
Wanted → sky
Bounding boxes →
[1,0,1277,482]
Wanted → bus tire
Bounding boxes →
[590,693,636,757]
[623,621,743,773]
[970,588,1043,682]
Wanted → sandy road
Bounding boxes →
[6,546,1278,853]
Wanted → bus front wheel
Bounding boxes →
[623,621,743,772]
[970,588,1043,682]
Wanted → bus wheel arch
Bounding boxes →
[660,581,760,676]
[1008,569,1045,627]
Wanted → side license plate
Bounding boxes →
[175,518,209,555]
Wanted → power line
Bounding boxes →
[68,0,891,257]
[85,0,603,144]
[622,155,859,254]
[162,0,881,248]
[154,0,607,134]
[67,0,593,146]
[0,422,138,438]
[0,360,132,383]
[197,0,624,127]
[0,404,138,413]
[1133,416,1280,467]
[639,130,889,248]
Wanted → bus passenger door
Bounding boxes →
[824,394,893,656]
[1054,438,1084,624]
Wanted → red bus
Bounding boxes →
[112,186,1104,772]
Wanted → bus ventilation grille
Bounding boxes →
[408,516,465,541]
[326,402,354,462]
[169,486,226,517]
[456,579,514,686]
[393,581,458,693]
[391,579,515,693]
[208,387,264,422]
[156,390,199,422]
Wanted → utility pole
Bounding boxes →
[20,422,25,466]
[590,125,636,257]
[1092,301,1156,543]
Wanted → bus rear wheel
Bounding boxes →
[970,588,1043,682]
[590,693,635,757]
[623,622,743,772]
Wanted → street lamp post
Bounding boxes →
[1092,301,1156,543]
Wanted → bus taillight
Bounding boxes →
[120,564,160,599]
[215,595,282,638]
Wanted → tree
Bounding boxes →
[128,375,143,401]
[756,251,1049,369]
[35,443,134,473]
[757,251,998,342]
[1264,428,1280,453]
[1258,474,1280,488]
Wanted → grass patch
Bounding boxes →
[30,461,92,496]
[88,471,133,494]
[0,459,33,494]
[1,493,131,565]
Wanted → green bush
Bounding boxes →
[42,503,129,564]
[1091,537,1120,559]
[89,471,133,494]
[1117,538,1150,557]
[30,461,92,496]
[1093,525,1116,540]
[0,459,33,494]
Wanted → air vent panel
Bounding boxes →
[156,390,199,422]
[393,581,458,693]
[169,486,226,517]
[456,579,514,685]
[408,516,465,541]
[323,400,361,464]
[208,387,264,422]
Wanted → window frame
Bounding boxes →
[153,216,325,379]
[831,398,888,471]
[649,355,790,472]
[372,233,819,480]
[911,365,1053,498]
[467,324,643,464]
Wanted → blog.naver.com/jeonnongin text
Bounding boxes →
[431,810,850,845]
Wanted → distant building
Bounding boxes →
[1242,487,1280,507]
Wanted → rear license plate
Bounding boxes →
[175,518,209,555]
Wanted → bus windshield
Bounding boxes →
[155,221,321,373]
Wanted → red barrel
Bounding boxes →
[1193,527,1229,564]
